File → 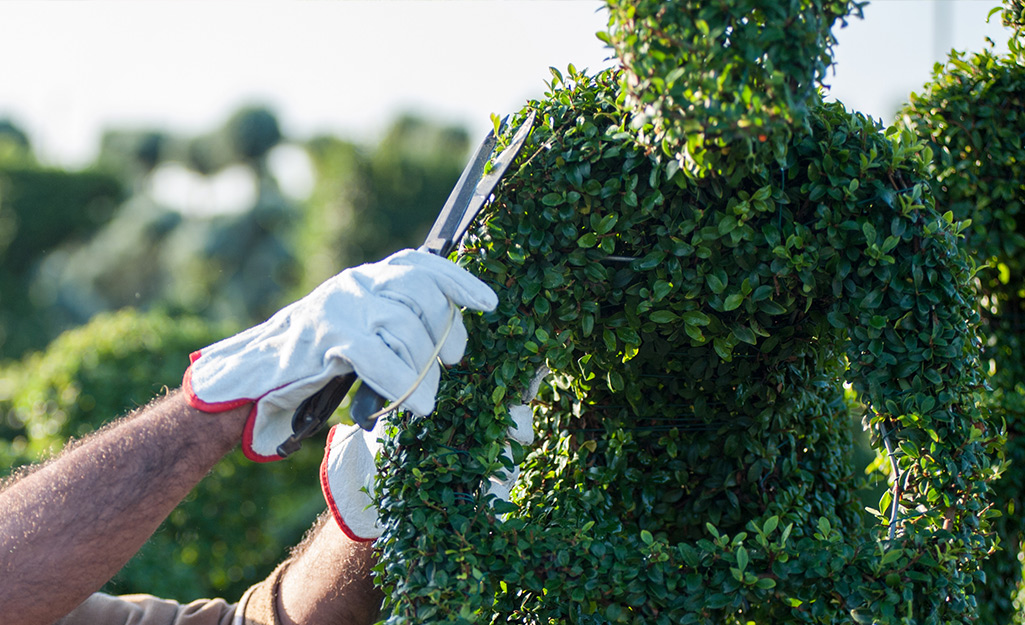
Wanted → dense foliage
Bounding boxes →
[0,309,326,601]
[602,0,864,177]
[373,66,994,624]
[898,15,1025,621]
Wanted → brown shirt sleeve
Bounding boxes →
[53,593,237,625]
[54,563,286,625]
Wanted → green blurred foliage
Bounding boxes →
[0,308,325,601]
[0,119,33,165]
[36,187,298,328]
[1005,0,1025,33]
[97,130,169,183]
[45,106,298,330]
[898,18,1025,621]
[98,106,281,185]
[226,106,283,166]
[0,104,473,604]
[297,114,470,293]
[0,160,124,360]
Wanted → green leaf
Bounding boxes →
[736,546,749,572]
[723,293,744,311]
[650,310,679,323]
[880,548,904,566]
[751,285,773,302]
[713,337,733,361]
[706,273,727,294]
[862,221,877,243]
[682,311,711,326]
[542,192,564,207]
[861,289,883,309]
[595,213,618,235]
[732,325,757,345]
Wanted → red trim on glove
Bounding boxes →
[184,350,282,463]
[321,426,376,543]
[183,351,254,412]
[240,407,285,463]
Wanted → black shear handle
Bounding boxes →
[276,372,377,457]
[277,373,389,457]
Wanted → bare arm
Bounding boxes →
[0,389,250,625]
[275,513,383,625]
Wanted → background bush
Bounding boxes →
[0,108,469,602]
[0,164,123,359]
[898,12,1025,620]
[0,309,325,601]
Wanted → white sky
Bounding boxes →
[0,1,1014,169]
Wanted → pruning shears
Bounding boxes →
[275,112,536,457]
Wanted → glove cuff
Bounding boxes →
[183,350,255,413]
[320,425,381,542]
[183,350,283,464]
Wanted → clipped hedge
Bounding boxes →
[0,309,324,602]
[371,66,993,624]
[898,20,1025,621]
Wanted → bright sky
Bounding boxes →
[0,1,1014,170]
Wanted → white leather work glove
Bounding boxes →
[183,249,498,462]
[321,367,547,541]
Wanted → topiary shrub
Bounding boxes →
[0,308,325,602]
[898,14,1025,620]
[371,65,994,624]
[602,0,864,178]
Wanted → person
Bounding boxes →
[0,249,500,625]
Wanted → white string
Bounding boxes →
[360,299,460,426]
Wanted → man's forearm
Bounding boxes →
[276,513,383,625]
[0,388,249,625]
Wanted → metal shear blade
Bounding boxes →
[279,111,536,455]
[422,111,536,258]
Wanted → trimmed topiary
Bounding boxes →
[372,66,993,624]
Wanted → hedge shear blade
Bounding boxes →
[347,110,536,429]
[277,112,535,456]
[422,111,536,257]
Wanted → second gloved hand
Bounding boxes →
[320,407,536,541]
[183,249,498,462]
[322,367,547,541]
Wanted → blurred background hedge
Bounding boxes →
[0,107,469,601]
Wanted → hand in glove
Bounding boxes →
[321,367,547,541]
[182,249,498,462]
